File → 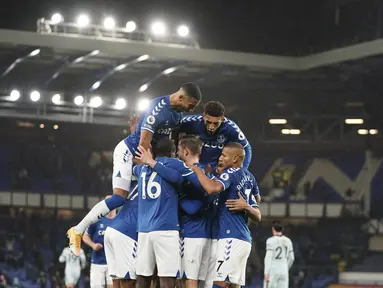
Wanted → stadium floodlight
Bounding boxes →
[77,14,90,27]
[51,13,63,24]
[369,129,379,135]
[51,94,61,105]
[139,84,149,92]
[92,81,101,90]
[90,96,102,108]
[137,54,149,62]
[103,17,116,29]
[28,49,40,57]
[289,129,301,135]
[9,90,20,101]
[358,129,368,135]
[163,67,177,75]
[345,118,363,125]
[115,98,127,110]
[115,64,127,71]
[177,25,189,37]
[281,129,290,135]
[151,21,166,35]
[126,21,137,32]
[30,91,41,102]
[39,124,45,129]
[269,119,287,125]
[137,98,150,111]
[74,95,84,106]
[90,50,100,56]
[53,124,59,130]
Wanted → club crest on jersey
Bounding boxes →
[220,173,229,181]
[217,135,225,143]
[100,224,104,228]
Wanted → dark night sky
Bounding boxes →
[0,0,381,55]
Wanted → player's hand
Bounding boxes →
[92,243,103,251]
[225,192,249,211]
[204,164,213,174]
[264,274,270,283]
[135,146,155,166]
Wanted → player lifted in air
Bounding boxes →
[67,83,202,256]
[264,220,294,288]
[190,142,261,288]
[59,246,86,288]
[82,195,116,288]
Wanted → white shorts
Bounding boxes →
[215,238,251,285]
[181,237,210,281]
[65,270,81,286]
[264,274,289,288]
[203,239,218,288]
[90,264,113,287]
[136,231,181,277]
[104,227,137,280]
[112,140,133,191]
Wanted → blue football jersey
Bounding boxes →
[109,181,138,241]
[124,96,183,154]
[179,163,213,238]
[85,217,114,265]
[215,168,259,243]
[179,115,249,166]
[133,157,198,233]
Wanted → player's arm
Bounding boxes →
[139,130,153,151]
[135,146,184,184]
[189,165,224,194]
[287,240,295,269]
[82,225,103,251]
[225,192,261,222]
[264,239,274,282]
[228,122,252,169]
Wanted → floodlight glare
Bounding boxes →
[177,25,189,37]
[115,98,127,110]
[103,17,116,29]
[137,98,150,111]
[90,96,102,108]
[139,84,148,92]
[357,129,368,135]
[77,14,90,27]
[90,50,100,56]
[345,118,363,125]
[51,94,61,105]
[29,49,40,57]
[126,21,137,32]
[269,119,287,125]
[30,91,41,102]
[74,95,84,106]
[151,21,166,35]
[53,124,59,130]
[51,13,63,24]
[137,54,149,62]
[369,129,379,135]
[163,67,177,75]
[92,81,101,90]
[10,90,20,101]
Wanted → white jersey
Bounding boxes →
[264,235,294,276]
[59,247,86,274]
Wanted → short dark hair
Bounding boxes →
[181,82,202,101]
[153,139,176,158]
[225,142,244,152]
[272,220,283,232]
[179,135,203,155]
[204,101,225,117]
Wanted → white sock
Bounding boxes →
[74,200,109,234]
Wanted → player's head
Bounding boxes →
[271,220,283,235]
[174,82,202,112]
[203,101,225,135]
[177,135,203,162]
[218,142,245,170]
[153,139,176,158]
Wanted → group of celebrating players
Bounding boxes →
[62,82,293,288]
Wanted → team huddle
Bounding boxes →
[61,83,293,288]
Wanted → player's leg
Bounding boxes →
[136,232,156,288]
[152,230,181,288]
[67,140,133,255]
[276,274,288,288]
[182,238,209,288]
[90,264,107,288]
[213,238,252,288]
[204,239,218,288]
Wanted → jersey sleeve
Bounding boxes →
[266,238,274,251]
[141,99,169,134]
[178,115,198,135]
[250,173,260,197]
[133,164,143,177]
[227,119,249,148]
[85,223,96,237]
[167,159,205,191]
[215,170,234,191]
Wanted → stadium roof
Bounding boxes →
[0,28,383,143]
